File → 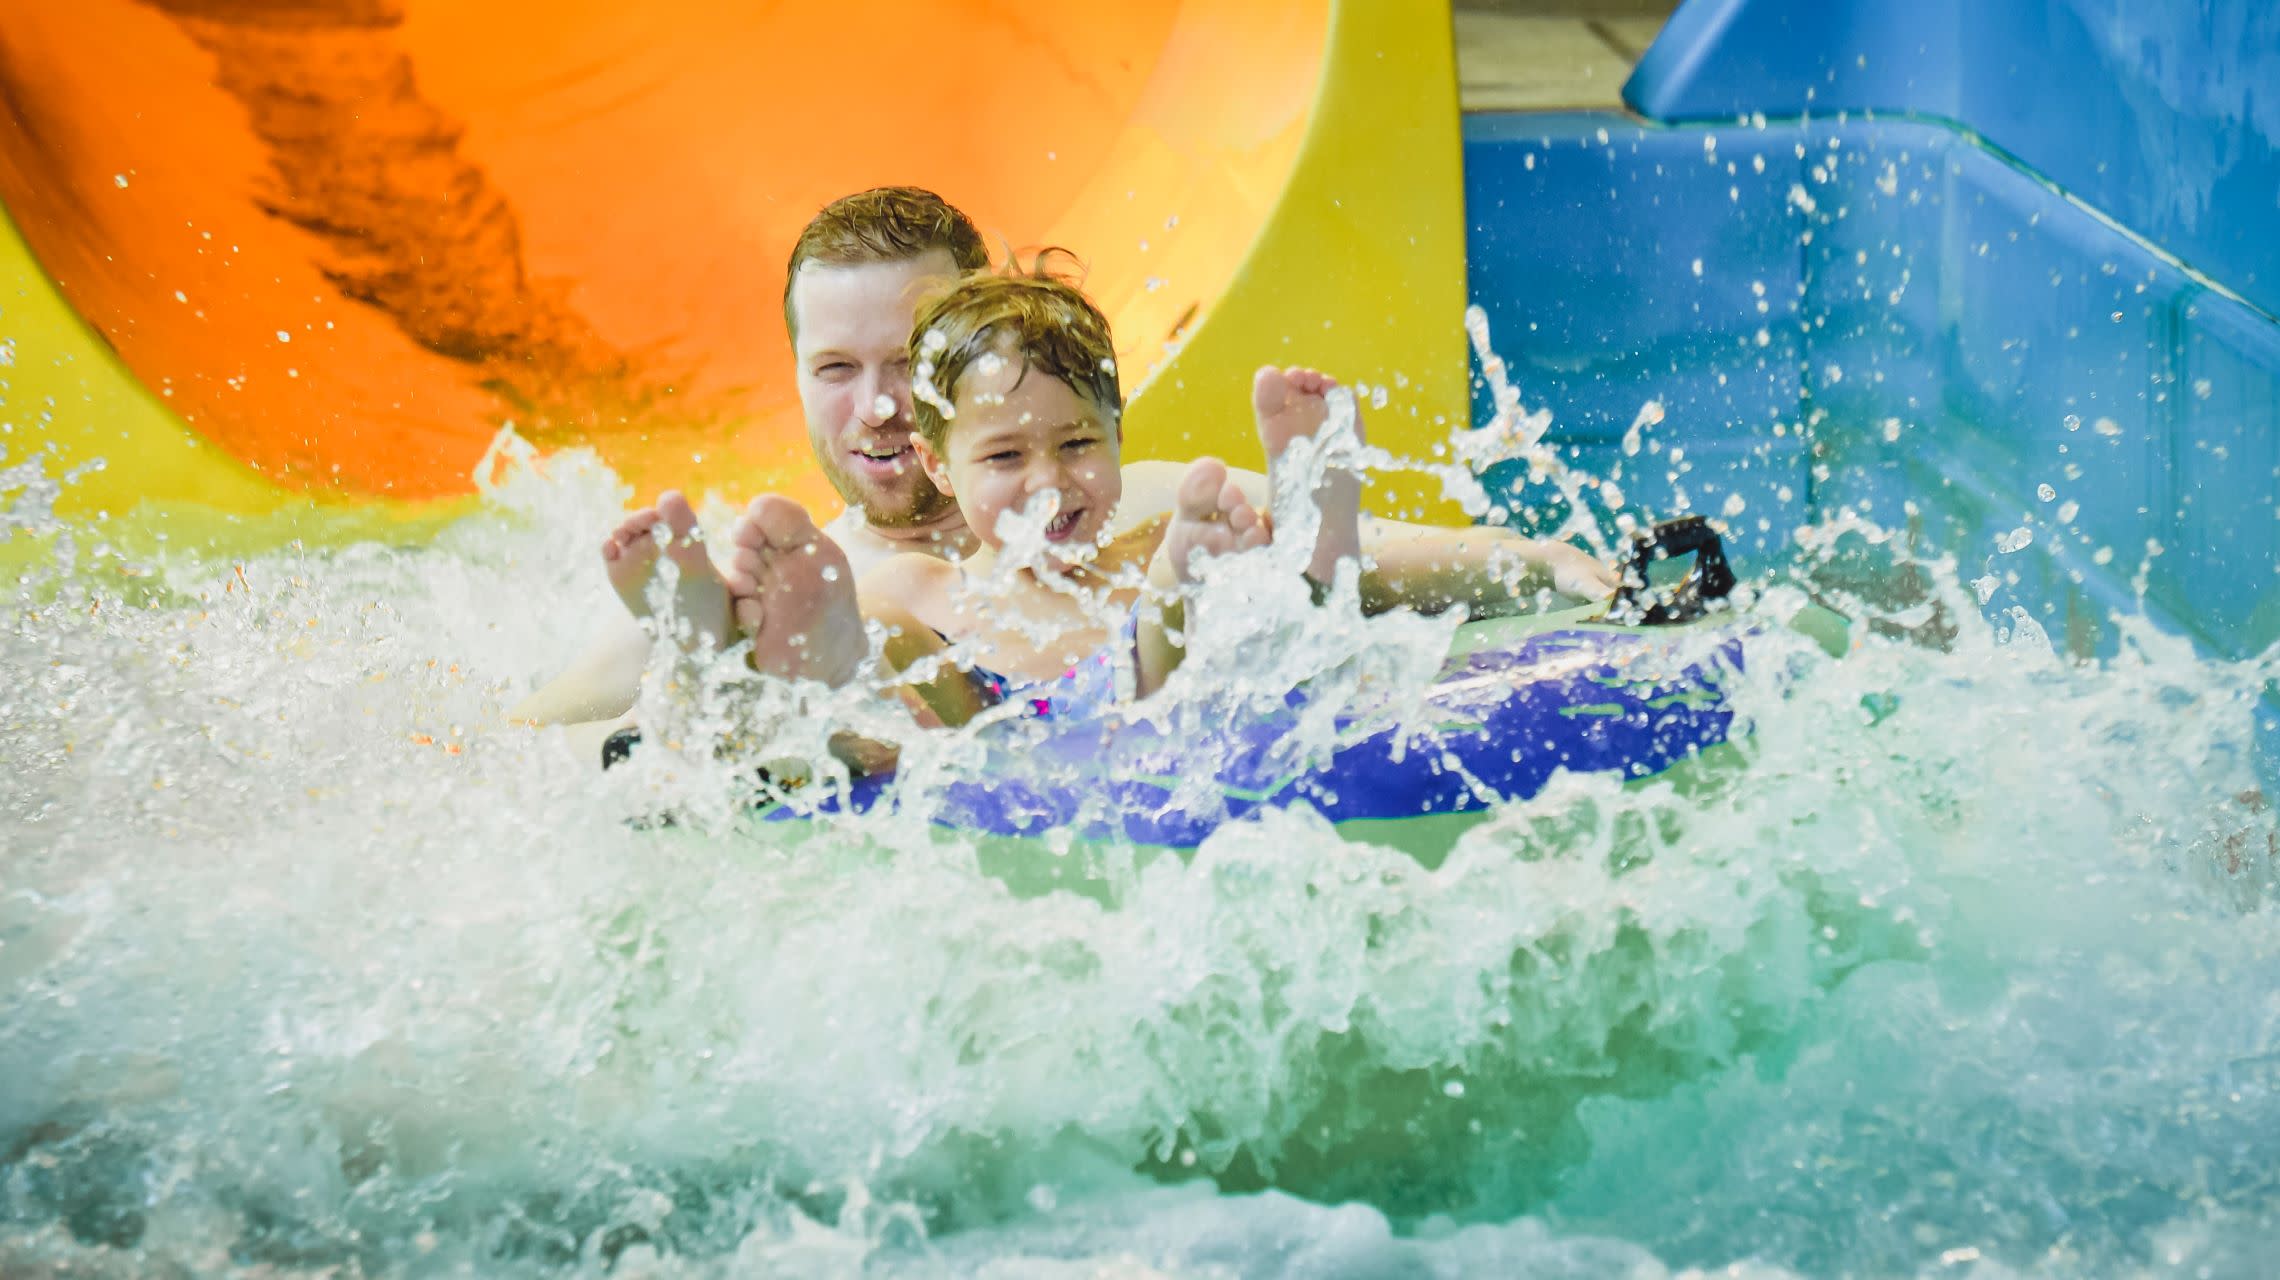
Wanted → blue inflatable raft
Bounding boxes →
[738,519,1801,859]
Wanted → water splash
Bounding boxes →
[4,436,2280,1278]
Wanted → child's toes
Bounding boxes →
[608,508,659,550]
[1225,501,1271,551]
[1176,457,1231,522]
[1215,477,1250,520]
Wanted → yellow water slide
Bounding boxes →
[0,0,1467,553]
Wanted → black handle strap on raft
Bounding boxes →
[601,726,643,769]
[1612,515,1737,625]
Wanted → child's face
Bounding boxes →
[915,347,1122,563]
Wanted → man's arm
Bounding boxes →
[1117,459,1614,612]
[1351,521,1615,615]
[506,613,651,727]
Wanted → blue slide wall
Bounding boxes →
[1465,0,2280,686]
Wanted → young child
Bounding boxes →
[711,265,1616,732]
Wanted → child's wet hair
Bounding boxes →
[910,251,1121,452]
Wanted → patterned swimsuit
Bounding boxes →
[957,607,1139,721]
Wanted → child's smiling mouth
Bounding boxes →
[1044,507,1085,541]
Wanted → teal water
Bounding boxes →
[3,445,2278,1279]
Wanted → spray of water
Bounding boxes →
[5,341,2280,1279]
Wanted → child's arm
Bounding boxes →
[853,555,994,731]
[749,577,987,780]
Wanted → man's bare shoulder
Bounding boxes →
[1120,458,1189,493]
[859,548,955,591]
[1115,458,1269,530]
[821,506,894,576]
[1113,459,1191,529]
[857,550,959,633]
[822,506,973,578]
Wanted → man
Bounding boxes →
[508,187,989,733]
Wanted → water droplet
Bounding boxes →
[2063,414,2083,431]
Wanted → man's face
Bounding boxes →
[789,251,960,528]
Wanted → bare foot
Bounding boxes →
[600,502,663,614]
[1159,457,1271,586]
[1253,366,1362,582]
[722,495,866,686]
[603,490,735,649]
[1136,458,1270,697]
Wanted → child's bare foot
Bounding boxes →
[1160,457,1271,585]
[1136,458,1270,697]
[1253,365,1362,583]
[722,495,866,686]
[603,490,734,648]
[601,502,664,613]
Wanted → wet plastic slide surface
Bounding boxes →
[1610,0,2280,666]
[1463,0,2280,775]
[1469,112,2280,663]
[0,0,1467,536]
[1627,0,2280,325]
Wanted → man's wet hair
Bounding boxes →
[783,187,989,341]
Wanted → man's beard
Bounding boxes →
[817,451,960,530]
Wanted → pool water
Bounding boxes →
[4,441,2279,1278]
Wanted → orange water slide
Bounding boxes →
[0,0,1466,538]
